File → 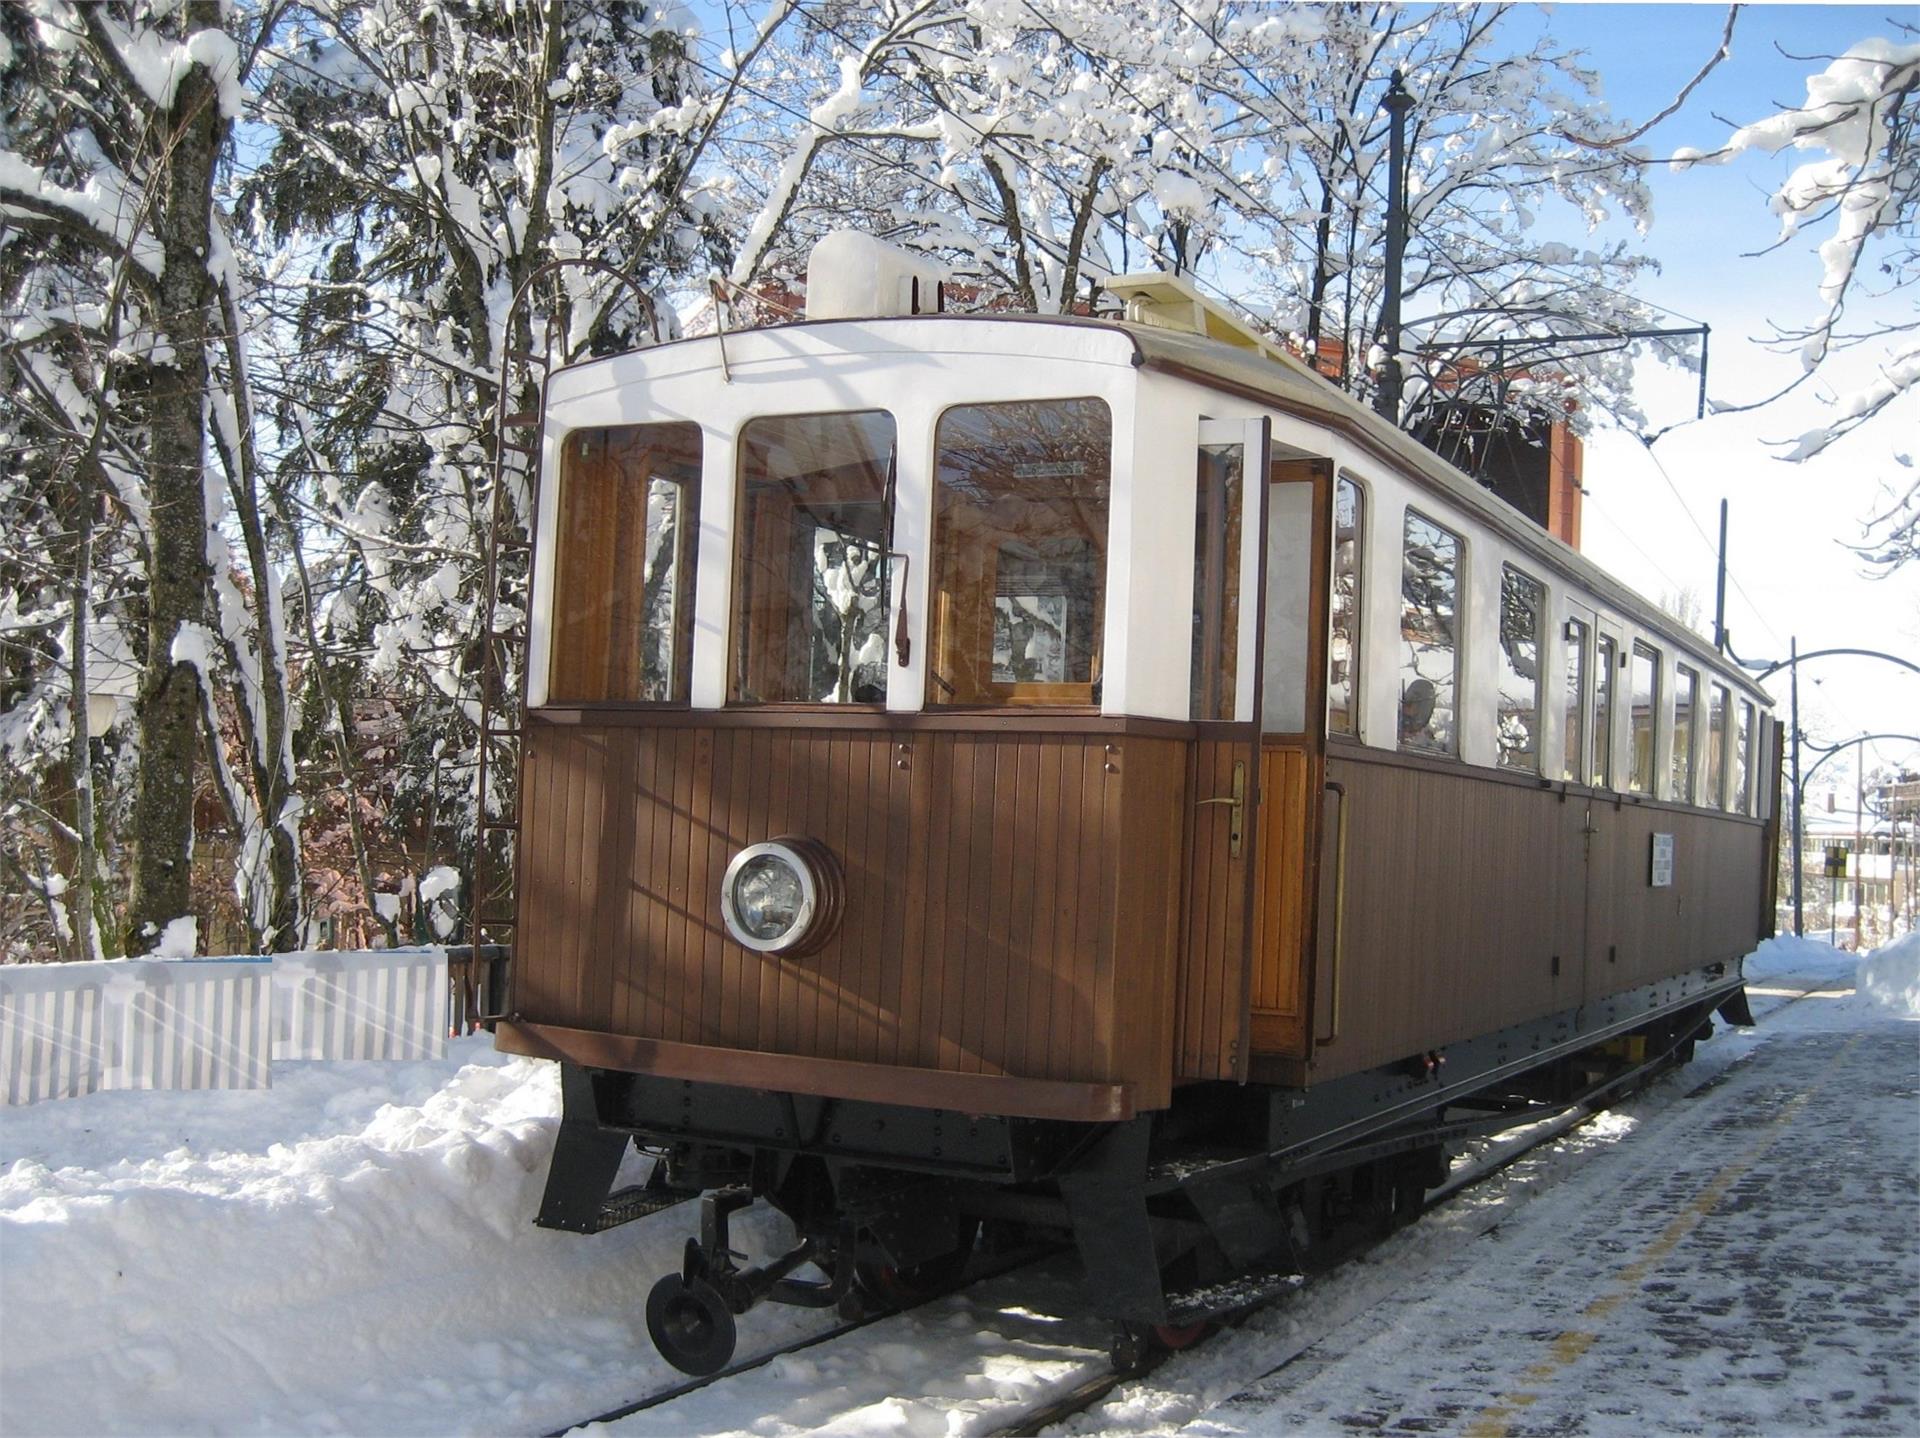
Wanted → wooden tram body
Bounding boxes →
[491,295,1778,1373]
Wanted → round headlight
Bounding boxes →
[720,838,842,956]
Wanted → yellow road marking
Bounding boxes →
[1463,1035,1862,1438]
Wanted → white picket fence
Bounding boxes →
[0,948,449,1107]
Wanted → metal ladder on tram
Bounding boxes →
[465,262,663,1031]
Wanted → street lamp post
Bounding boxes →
[1738,641,1920,937]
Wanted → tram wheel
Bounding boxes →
[646,1273,737,1376]
[1153,1320,1209,1351]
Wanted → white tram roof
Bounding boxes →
[545,312,1771,710]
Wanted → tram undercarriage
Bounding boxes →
[532,962,1749,1374]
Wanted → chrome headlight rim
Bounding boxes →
[719,836,843,956]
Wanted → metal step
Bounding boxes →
[590,1183,700,1233]
[1163,1266,1302,1327]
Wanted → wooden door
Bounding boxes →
[1177,420,1267,1081]
[1252,460,1332,1058]
[1583,617,1628,1003]
[1557,605,1598,1010]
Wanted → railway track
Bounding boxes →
[546,973,1840,1437]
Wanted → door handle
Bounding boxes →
[1195,760,1246,858]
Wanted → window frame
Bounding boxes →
[925,395,1115,710]
[1496,563,1546,773]
[1706,681,1730,809]
[1734,697,1756,815]
[1628,639,1661,795]
[545,420,704,708]
[1592,630,1618,789]
[728,407,901,708]
[1397,506,1465,756]
[1672,661,1701,805]
[1327,473,1365,739]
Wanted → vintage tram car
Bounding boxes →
[489,246,1779,1375]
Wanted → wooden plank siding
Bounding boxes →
[1176,738,1248,1081]
[1300,745,1769,1083]
[1250,743,1315,1056]
[512,718,1190,1109]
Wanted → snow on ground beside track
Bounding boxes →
[0,931,1910,1438]
[0,1042,832,1437]
[1857,930,1920,1016]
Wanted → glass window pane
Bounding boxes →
[1328,477,1363,735]
[930,399,1111,707]
[1629,641,1660,794]
[1191,443,1243,721]
[1735,699,1754,814]
[733,411,896,705]
[1498,566,1545,771]
[1399,511,1460,753]
[549,422,702,703]
[1707,683,1729,807]
[1564,618,1589,781]
[1593,635,1616,787]
[1672,663,1699,803]
[1262,480,1317,732]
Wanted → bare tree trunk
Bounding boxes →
[123,2,230,953]
[1057,159,1109,315]
[64,466,102,962]
[982,155,1038,311]
[212,279,302,951]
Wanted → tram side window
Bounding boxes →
[1707,682,1729,808]
[1497,566,1545,771]
[929,398,1112,707]
[732,411,897,705]
[1327,477,1364,735]
[1592,635,1617,788]
[1672,662,1700,804]
[1191,441,1244,721]
[1628,641,1660,794]
[1735,699,1755,814]
[1563,618,1589,781]
[1399,510,1460,754]
[549,422,702,704]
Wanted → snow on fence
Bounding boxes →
[0,948,451,1107]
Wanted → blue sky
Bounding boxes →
[1520,4,1917,775]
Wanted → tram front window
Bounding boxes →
[732,411,898,705]
[548,421,702,704]
[928,398,1111,707]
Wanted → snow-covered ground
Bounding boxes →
[1,934,1914,1437]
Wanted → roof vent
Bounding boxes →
[1103,270,1312,374]
[805,232,945,320]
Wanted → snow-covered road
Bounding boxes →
[1,935,1913,1437]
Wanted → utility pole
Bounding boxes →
[1855,754,1865,949]
[1714,499,1729,654]
[1790,636,1803,935]
[1375,70,1415,424]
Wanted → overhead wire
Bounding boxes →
[1413,226,1791,649]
